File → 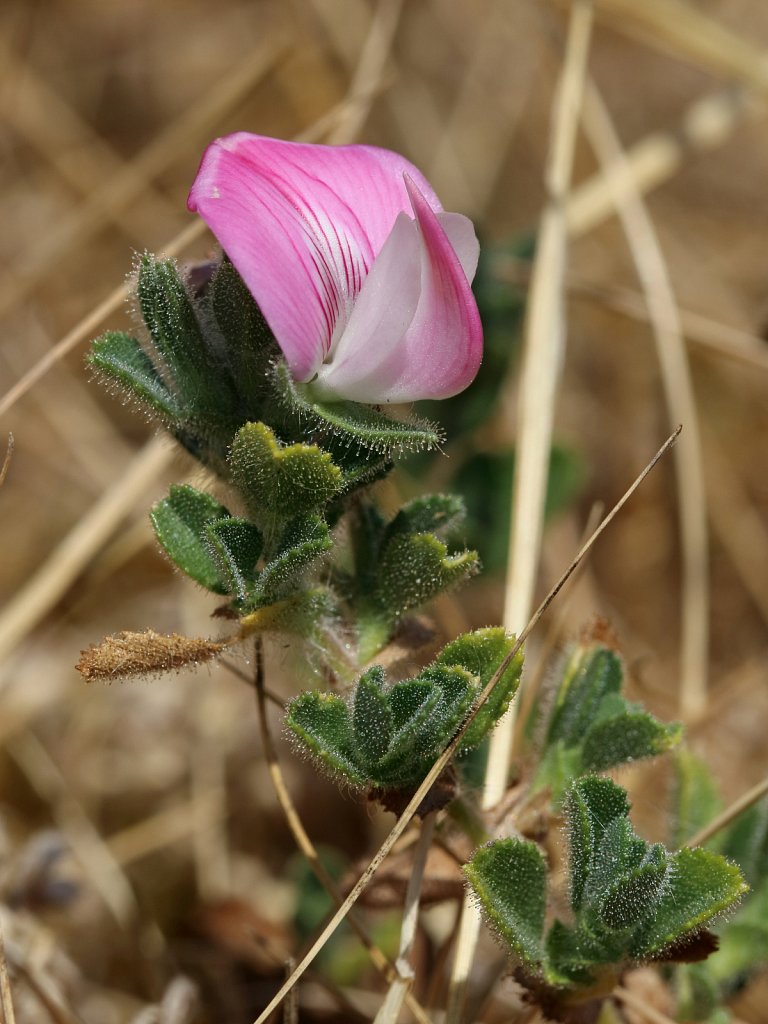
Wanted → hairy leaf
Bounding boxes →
[150,485,229,593]
[89,331,181,420]
[465,838,547,973]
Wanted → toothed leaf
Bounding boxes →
[630,848,747,959]
[546,646,622,748]
[209,258,278,403]
[375,533,479,618]
[229,421,343,532]
[581,710,682,773]
[566,777,631,912]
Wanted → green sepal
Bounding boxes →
[566,776,630,912]
[630,847,747,959]
[273,359,444,456]
[352,666,394,769]
[286,692,366,786]
[205,517,263,603]
[433,628,523,750]
[581,710,682,774]
[88,331,181,421]
[229,421,343,533]
[149,484,230,593]
[375,533,479,619]
[384,494,466,540]
[252,516,332,606]
[137,255,236,416]
[208,258,278,405]
[465,838,547,975]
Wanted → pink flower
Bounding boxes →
[188,133,482,404]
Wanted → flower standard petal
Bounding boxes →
[188,133,443,383]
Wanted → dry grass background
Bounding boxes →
[2,0,768,1021]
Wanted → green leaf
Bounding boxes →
[272,360,443,456]
[581,710,682,773]
[671,749,723,851]
[229,421,343,532]
[137,255,236,415]
[352,667,393,768]
[376,682,442,783]
[465,838,547,974]
[433,628,523,750]
[566,777,630,912]
[546,646,623,748]
[375,533,479,619]
[599,844,669,931]
[545,920,602,986]
[240,587,337,638]
[630,848,747,959]
[88,331,181,420]
[410,665,477,753]
[286,691,365,786]
[385,494,466,540]
[205,517,263,603]
[150,485,230,593]
[253,516,332,606]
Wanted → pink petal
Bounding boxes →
[313,212,422,398]
[312,176,482,404]
[436,212,480,282]
[188,133,442,382]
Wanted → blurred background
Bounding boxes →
[2,0,768,1020]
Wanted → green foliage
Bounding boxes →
[464,838,547,973]
[88,331,181,421]
[229,421,343,534]
[252,516,332,606]
[272,359,443,457]
[349,494,479,660]
[532,641,682,802]
[150,485,231,594]
[286,628,522,795]
[466,776,747,1002]
[670,755,768,1008]
[205,517,263,604]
